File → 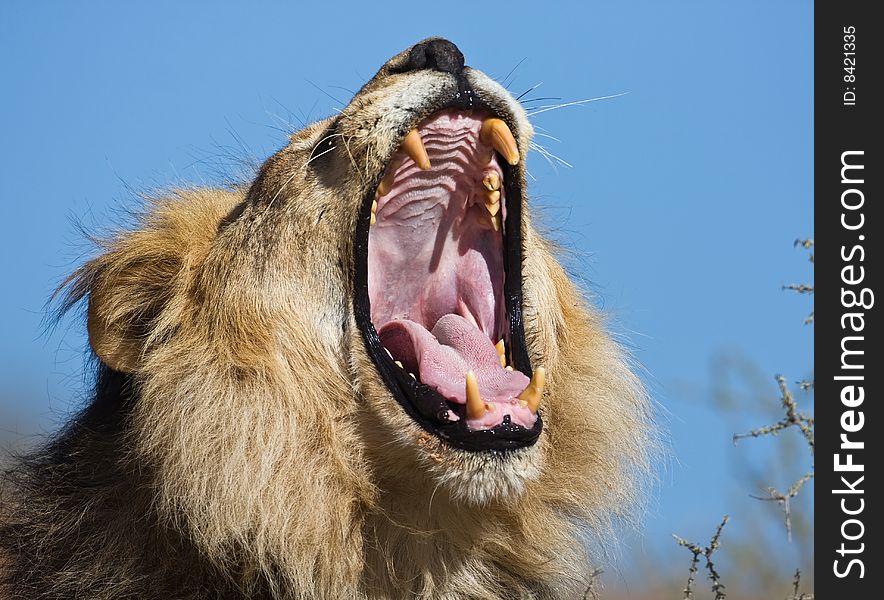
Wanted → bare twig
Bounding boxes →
[793,238,814,263]
[673,515,730,600]
[733,376,814,452]
[782,283,814,295]
[791,240,814,325]
[581,568,603,600]
[734,375,814,538]
[750,471,814,541]
[785,569,814,600]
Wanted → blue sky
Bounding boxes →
[1,0,813,588]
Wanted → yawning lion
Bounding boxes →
[1,38,653,599]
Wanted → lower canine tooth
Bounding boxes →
[517,366,546,414]
[402,129,431,170]
[479,118,520,166]
[376,172,394,197]
[465,371,485,420]
[495,340,506,368]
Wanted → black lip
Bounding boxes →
[353,96,542,453]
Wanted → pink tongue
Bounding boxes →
[378,314,529,405]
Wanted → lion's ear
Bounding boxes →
[65,190,240,373]
[86,283,146,373]
[81,247,180,373]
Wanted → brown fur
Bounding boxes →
[1,39,653,599]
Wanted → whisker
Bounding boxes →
[527,92,629,116]
[530,142,558,171]
[299,98,319,127]
[264,110,296,134]
[501,57,527,90]
[339,134,362,179]
[328,84,356,97]
[515,82,543,101]
[533,132,562,143]
[519,96,562,105]
[268,96,305,129]
[306,79,346,107]
[268,131,346,209]
[267,169,300,210]
[530,141,573,170]
[305,143,337,167]
[540,148,573,169]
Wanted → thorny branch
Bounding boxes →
[671,239,814,597]
[733,239,815,541]
[580,568,603,600]
[734,374,815,540]
[786,569,814,600]
[782,283,814,295]
[673,515,729,600]
[791,239,814,323]
[733,376,814,450]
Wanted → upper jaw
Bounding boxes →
[334,67,533,192]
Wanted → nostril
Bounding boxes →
[403,39,465,75]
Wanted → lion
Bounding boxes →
[0,38,653,599]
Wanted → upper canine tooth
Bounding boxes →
[402,129,431,170]
[482,171,501,191]
[517,366,546,414]
[479,118,520,166]
[465,371,485,420]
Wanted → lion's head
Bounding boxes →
[5,39,653,599]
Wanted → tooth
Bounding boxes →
[483,171,501,191]
[479,118,519,166]
[376,159,400,197]
[370,199,378,225]
[465,371,485,420]
[395,360,403,369]
[376,172,394,197]
[495,340,506,368]
[402,129,431,170]
[491,213,501,232]
[505,365,513,372]
[517,366,546,414]
[484,190,501,216]
[485,402,495,412]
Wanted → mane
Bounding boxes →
[0,365,242,598]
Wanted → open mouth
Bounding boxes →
[354,108,543,452]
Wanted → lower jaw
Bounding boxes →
[421,442,543,505]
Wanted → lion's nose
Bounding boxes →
[402,38,465,75]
